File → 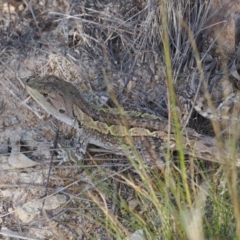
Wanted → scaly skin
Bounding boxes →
[25,75,240,166]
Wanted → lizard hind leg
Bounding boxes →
[135,137,166,169]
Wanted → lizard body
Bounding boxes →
[25,75,238,166]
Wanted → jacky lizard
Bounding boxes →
[25,75,238,166]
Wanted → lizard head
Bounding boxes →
[26,75,78,127]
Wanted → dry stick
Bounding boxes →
[41,129,59,212]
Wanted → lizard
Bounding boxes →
[25,75,240,167]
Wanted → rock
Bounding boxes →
[206,0,240,53]
[16,194,68,223]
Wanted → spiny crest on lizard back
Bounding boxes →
[26,75,170,133]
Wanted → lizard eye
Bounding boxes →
[59,109,65,113]
[42,93,48,98]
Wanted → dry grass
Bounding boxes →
[0,0,239,239]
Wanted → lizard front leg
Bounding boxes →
[75,128,91,160]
